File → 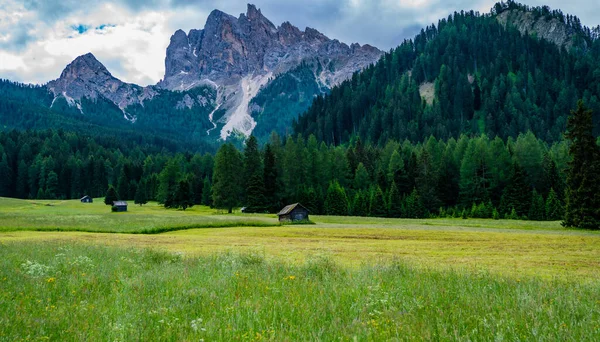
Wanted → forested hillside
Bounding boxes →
[294,1,600,145]
[250,63,328,141]
[0,80,217,150]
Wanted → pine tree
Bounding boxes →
[325,181,348,216]
[528,189,545,221]
[201,177,212,207]
[117,168,129,200]
[134,182,148,206]
[16,160,28,199]
[563,101,600,229]
[404,188,426,218]
[45,171,58,199]
[212,143,243,213]
[500,162,530,217]
[104,185,119,206]
[170,179,194,210]
[545,188,564,221]
[353,163,370,190]
[0,153,11,197]
[387,181,402,218]
[157,158,181,204]
[369,186,387,217]
[351,191,369,217]
[244,136,267,213]
[263,144,281,213]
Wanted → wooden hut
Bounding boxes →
[277,203,309,223]
[112,201,128,212]
[80,195,93,203]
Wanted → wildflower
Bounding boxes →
[191,318,206,332]
[286,276,296,280]
[46,277,56,283]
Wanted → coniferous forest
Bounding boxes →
[0,128,574,221]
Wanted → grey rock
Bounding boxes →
[497,9,583,51]
[159,4,383,138]
[47,53,157,111]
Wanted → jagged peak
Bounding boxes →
[246,4,261,18]
[60,53,110,78]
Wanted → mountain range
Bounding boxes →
[26,4,382,143]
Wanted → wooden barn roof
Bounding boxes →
[277,203,309,216]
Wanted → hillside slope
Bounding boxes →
[294,1,600,145]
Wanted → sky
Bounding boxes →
[0,0,597,86]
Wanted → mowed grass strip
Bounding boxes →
[3,226,600,281]
[1,242,599,341]
[0,198,277,234]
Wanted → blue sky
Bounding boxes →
[0,0,597,85]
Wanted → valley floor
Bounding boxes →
[1,198,599,339]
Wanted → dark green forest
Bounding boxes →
[250,62,328,141]
[294,1,600,145]
[0,128,572,221]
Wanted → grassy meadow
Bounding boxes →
[1,197,600,340]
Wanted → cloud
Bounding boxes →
[0,0,598,86]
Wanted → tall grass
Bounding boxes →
[1,242,599,340]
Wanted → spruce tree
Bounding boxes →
[387,181,402,218]
[171,179,193,211]
[563,101,600,229]
[134,183,148,206]
[353,163,370,190]
[500,162,530,217]
[244,136,267,212]
[263,144,281,213]
[369,186,387,217]
[528,189,545,221]
[0,153,11,197]
[325,181,349,216]
[212,143,243,213]
[404,188,426,218]
[117,168,129,200]
[352,191,369,217]
[201,177,212,207]
[45,171,58,199]
[104,185,119,206]
[545,188,564,221]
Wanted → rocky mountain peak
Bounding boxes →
[159,3,383,139]
[245,4,262,20]
[58,53,111,81]
[48,52,156,112]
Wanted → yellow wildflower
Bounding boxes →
[46,277,56,283]
[286,275,296,280]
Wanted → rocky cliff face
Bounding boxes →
[47,53,157,114]
[159,4,382,139]
[47,4,382,139]
[496,10,582,50]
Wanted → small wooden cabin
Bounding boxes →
[113,201,128,212]
[80,195,93,203]
[277,203,309,222]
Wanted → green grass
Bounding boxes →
[2,197,600,339]
[0,197,277,234]
[1,242,599,341]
